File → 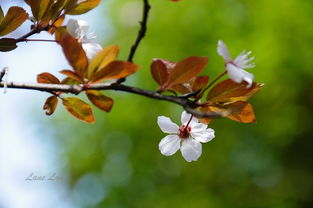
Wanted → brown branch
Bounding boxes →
[0,81,222,118]
[16,25,50,43]
[0,68,6,81]
[127,0,151,63]
[118,0,151,84]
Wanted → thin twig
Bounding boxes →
[0,81,222,118]
[127,0,151,62]
[118,0,151,84]
[16,25,50,43]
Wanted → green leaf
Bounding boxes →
[206,79,263,103]
[0,7,28,36]
[0,38,17,52]
[37,72,60,84]
[66,0,102,15]
[86,90,113,112]
[0,6,4,20]
[26,0,53,20]
[90,60,139,83]
[57,31,88,78]
[62,97,95,124]
[88,45,119,78]
[42,0,67,25]
[43,96,58,115]
[162,56,208,90]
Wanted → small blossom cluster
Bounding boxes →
[157,40,256,162]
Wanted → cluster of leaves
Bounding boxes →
[0,0,263,125]
[150,58,263,125]
[38,30,139,123]
[0,0,101,51]
[0,0,141,123]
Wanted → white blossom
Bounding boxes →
[67,19,102,59]
[157,111,215,162]
[217,40,255,88]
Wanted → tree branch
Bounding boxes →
[117,0,151,84]
[0,81,222,118]
[127,0,151,63]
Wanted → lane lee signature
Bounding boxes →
[25,172,63,181]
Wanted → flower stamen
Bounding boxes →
[179,125,191,138]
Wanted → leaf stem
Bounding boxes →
[19,39,56,43]
[197,71,227,99]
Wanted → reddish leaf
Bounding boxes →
[88,45,119,78]
[37,72,60,84]
[162,56,208,90]
[226,101,256,123]
[57,31,88,78]
[202,101,256,124]
[48,14,65,34]
[61,77,81,85]
[43,96,58,115]
[171,76,209,94]
[62,97,95,124]
[151,59,169,86]
[171,82,193,94]
[0,7,28,36]
[66,0,101,15]
[59,70,83,83]
[86,90,113,112]
[196,106,213,125]
[90,60,139,83]
[192,76,209,91]
[42,1,67,27]
[206,79,263,103]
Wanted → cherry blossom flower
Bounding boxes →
[157,111,215,162]
[217,40,255,88]
[67,19,102,59]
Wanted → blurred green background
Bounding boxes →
[43,0,313,207]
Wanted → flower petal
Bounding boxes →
[82,43,103,60]
[180,138,202,162]
[192,128,215,143]
[226,63,254,88]
[157,116,179,133]
[190,122,207,133]
[159,135,181,156]
[181,111,199,126]
[67,19,89,39]
[217,40,232,61]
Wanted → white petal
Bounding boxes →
[82,43,102,60]
[226,63,254,87]
[217,40,232,61]
[181,111,199,126]
[159,135,181,156]
[192,128,215,143]
[157,116,179,133]
[67,19,89,39]
[180,138,202,162]
[181,111,191,124]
